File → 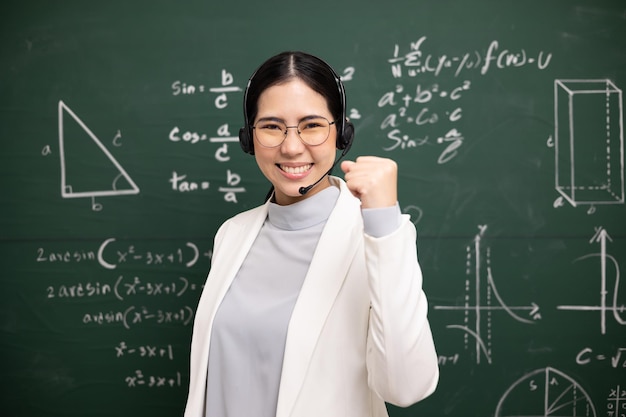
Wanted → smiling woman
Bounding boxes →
[184,51,439,417]
[251,78,339,205]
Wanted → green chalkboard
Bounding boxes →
[1,0,625,416]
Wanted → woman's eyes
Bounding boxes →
[259,122,284,130]
[301,122,322,129]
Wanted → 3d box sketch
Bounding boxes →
[554,79,624,207]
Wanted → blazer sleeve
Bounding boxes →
[364,213,439,407]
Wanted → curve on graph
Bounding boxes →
[487,266,535,324]
[575,253,626,324]
[446,324,492,364]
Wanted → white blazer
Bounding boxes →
[185,177,439,417]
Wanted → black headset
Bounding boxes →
[238,57,354,155]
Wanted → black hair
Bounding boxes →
[244,51,343,131]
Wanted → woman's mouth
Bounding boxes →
[278,164,312,174]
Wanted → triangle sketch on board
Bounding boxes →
[58,100,140,209]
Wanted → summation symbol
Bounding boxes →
[58,100,140,210]
[495,367,596,417]
[557,227,626,334]
[434,225,541,364]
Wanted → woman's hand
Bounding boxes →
[340,156,398,209]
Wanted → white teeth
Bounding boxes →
[280,164,311,174]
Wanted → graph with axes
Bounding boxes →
[434,225,542,364]
[557,227,626,334]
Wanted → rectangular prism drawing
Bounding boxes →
[554,79,624,206]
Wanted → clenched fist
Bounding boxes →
[340,156,398,209]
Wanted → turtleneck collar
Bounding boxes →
[267,185,340,231]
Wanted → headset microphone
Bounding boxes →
[298,144,351,195]
[298,179,323,195]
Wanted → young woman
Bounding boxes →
[184,51,439,417]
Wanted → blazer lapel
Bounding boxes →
[276,178,362,417]
[201,203,270,322]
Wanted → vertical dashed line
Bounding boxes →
[464,246,471,349]
[606,80,612,189]
[486,247,492,358]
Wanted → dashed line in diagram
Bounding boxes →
[495,367,596,417]
[554,79,624,211]
[557,227,626,335]
[434,225,541,364]
[58,100,140,210]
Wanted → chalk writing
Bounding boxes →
[125,369,182,388]
[46,276,201,300]
[169,171,210,192]
[495,367,597,417]
[47,281,112,299]
[434,225,541,365]
[168,169,246,201]
[557,227,626,334]
[82,305,194,329]
[438,354,460,366]
[169,123,239,162]
[377,79,471,161]
[115,341,175,360]
[169,126,209,144]
[35,238,213,269]
[554,79,625,210]
[606,386,626,417]
[388,36,552,78]
[37,247,96,263]
[112,276,200,300]
[97,238,211,270]
[378,37,553,164]
[58,101,140,211]
[219,169,245,203]
[576,347,626,368]
[171,69,242,109]
[165,69,248,200]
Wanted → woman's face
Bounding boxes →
[253,78,338,205]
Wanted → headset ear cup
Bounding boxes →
[239,127,254,155]
[338,121,354,151]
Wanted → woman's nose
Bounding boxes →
[280,127,305,154]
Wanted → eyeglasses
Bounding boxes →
[252,116,337,148]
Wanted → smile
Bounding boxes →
[278,164,312,174]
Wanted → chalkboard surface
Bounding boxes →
[1,1,625,416]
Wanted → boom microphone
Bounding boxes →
[298,148,350,195]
